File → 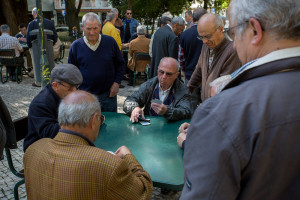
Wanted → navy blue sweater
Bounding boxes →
[68,35,125,95]
[180,24,203,80]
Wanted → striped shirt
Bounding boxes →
[0,33,23,58]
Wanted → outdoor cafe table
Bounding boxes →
[94,112,189,191]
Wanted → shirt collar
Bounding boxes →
[59,129,95,147]
[83,34,101,51]
[1,33,9,37]
[166,24,173,31]
[158,82,172,94]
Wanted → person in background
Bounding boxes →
[180,0,300,198]
[102,12,122,50]
[124,57,193,122]
[122,8,139,44]
[24,90,153,199]
[68,12,125,112]
[23,64,83,152]
[110,8,124,40]
[184,10,193,30]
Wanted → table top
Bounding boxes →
[94,112,188,191]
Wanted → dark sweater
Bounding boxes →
[68,35,125,95]
[24,84,60,152]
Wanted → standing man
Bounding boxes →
[26,7,58,87]
[149,16,185,78]
[16,23,33,74]
[184,11,193,30]
[24,90,153,199]
[181,0,300,199]
[180,8,207,82]
[188,13,241,103]
[23,64,83,152]
[0,24,24,81]
[68,12,125,112]
[122,8,139,44]
[102,12,122,50]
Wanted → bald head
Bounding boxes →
[197,13,225,49]
[157,57,180,90]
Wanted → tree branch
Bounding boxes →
[76,0,83,16]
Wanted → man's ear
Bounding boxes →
[249,18,263,45]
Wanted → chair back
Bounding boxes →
[0,49,16,58]
[135,52,151,62]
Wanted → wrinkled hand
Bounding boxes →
[115,146,132,159]
[151,103,167,115]
[178,122,190,134]
[109,82,119,97]
[130,107,144,123]
[177,132,187,148]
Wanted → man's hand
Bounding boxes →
[178,122,190,134]
[130,107,144,123]
[151,103,167,115]
[177,132,187,148]
[109,82,119,97]
[115,146,132,159]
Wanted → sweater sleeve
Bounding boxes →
[113,41,125,84]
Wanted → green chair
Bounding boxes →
[0,49,24,84]
[55,44,65,64]
[133,52,151,86]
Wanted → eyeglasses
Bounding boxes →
[197,26,220,40]
[97,114,105,125]
[223,21,249,41]
[58,82,79,90]
[126,13,132,15]
[158,69,177,77]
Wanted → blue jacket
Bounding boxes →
[24,84,60,151]
[122,18,139,42]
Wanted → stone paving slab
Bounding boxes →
[0,51,181,199]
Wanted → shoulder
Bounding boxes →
[70,38,84,48]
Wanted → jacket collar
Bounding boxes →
[54,130,95,147]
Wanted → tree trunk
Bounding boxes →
[65,0,83,36]
[0,0,28,35]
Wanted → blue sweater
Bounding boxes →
[68,35,125,95]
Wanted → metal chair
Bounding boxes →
[55,44,65,64]
[0,49,25,84]
[133,52,151,86]
[0,96,27,200]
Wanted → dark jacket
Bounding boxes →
[180,24,203,80]
[26,18,58,48]
[181,55,300,199]
[149,25,179,78]
[123,77,193,121]
[23,84,60,151]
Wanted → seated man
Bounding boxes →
[127,25,151,86]
[23,64,83,152]
[24,90,153,199]
[123,57,193,122]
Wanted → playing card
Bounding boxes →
[151,98,162,104]
[139,121,151,126]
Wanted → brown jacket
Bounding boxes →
[128,35,151,72]
[188,38,241,102]
[24,132,153,200]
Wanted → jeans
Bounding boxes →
[96,90,117,112]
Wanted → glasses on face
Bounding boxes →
[126,13,132,15]
[97,114,105,125]
[58,82,79,91]
[197,26,220,40]
[158,69,177,77]
[223,21,249,41]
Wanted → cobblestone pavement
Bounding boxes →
[0,51,181,199]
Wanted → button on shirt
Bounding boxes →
[83,34,101,51]
[158,83,172,102]
[0,33,23,58]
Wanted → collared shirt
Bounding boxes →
[178,42,185,70]
[166,24,173,31]
[0,33,22,58]
[158,83,172,102]
[208,48,215,69]
[83,34,101,51]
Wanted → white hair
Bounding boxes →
[171,16,185,26]
[137,25,146,35]
[82,12,101,26]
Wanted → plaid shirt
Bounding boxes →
[178,42,185,71]
[0,33,22,58]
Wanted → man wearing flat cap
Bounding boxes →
[23,64,83,152]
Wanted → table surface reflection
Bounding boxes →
[94,112,189,191]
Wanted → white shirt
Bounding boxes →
[83,34,101,51]
[158,83,172,102]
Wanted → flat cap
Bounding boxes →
[51,64,83,86]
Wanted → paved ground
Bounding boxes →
[0,50,181,199]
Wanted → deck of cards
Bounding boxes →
[151,98,162,104]
[138,116,151,126]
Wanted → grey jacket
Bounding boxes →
[181,55,300,199]
[123,77,193,121]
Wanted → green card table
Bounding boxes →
[94,112,189,191]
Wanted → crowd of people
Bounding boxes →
[1,0,300,198]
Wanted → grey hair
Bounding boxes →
[0,24,10,33]
[110,8,118,14]
[171,16,185,26]
[106,12,116,21]
[160,16,172,26]
[192,8,207,22]
[159,57,180,71]
[185,10,192,16]
[58,95,101,128]
[230,0,300,40]
[215,15,224,27]
[32,7,37,15]
[82,12,101,26]
[137,25,146,35]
